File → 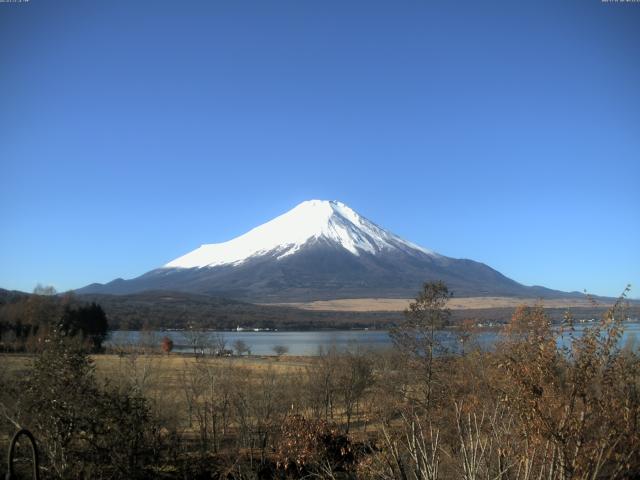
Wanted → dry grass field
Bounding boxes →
[268,296,612,312]
[0,352,317,451]
[0,352,312,392]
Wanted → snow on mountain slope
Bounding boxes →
[77,199,580,301]
[165,200,437,269]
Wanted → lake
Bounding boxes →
[106,321,640,356]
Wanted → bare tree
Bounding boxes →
[33,284,57,296]
[372,414,441,480]
[233,339,250,356]
[272,344,289,357]
[456,318,477,357]
[182,325,210,357]
[212,332,227,356]
[139,322,159,353]
[336,349,374,433]
[306,345,339,421]
[390,281,451,410]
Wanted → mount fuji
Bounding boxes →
[78,200,574,301]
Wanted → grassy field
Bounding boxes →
[267,296,617,312]
[0,352,316,446]
[0,352,312,381]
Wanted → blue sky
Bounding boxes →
[1,0,638,298]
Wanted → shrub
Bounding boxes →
[274,414,355,477]
[17,329,157,479]
[161,336,174,354]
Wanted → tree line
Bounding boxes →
[0,291,109,353]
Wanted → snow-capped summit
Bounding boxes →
[164,200,436,269]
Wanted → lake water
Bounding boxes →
[106,322,640,356]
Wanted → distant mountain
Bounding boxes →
[0,287,30,304]
[78,200,581,302]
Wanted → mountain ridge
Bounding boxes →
[77,200,583,301]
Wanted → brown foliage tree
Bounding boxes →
[161,336,174,355]
[274,414,355,476]
[497,288,640,478]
